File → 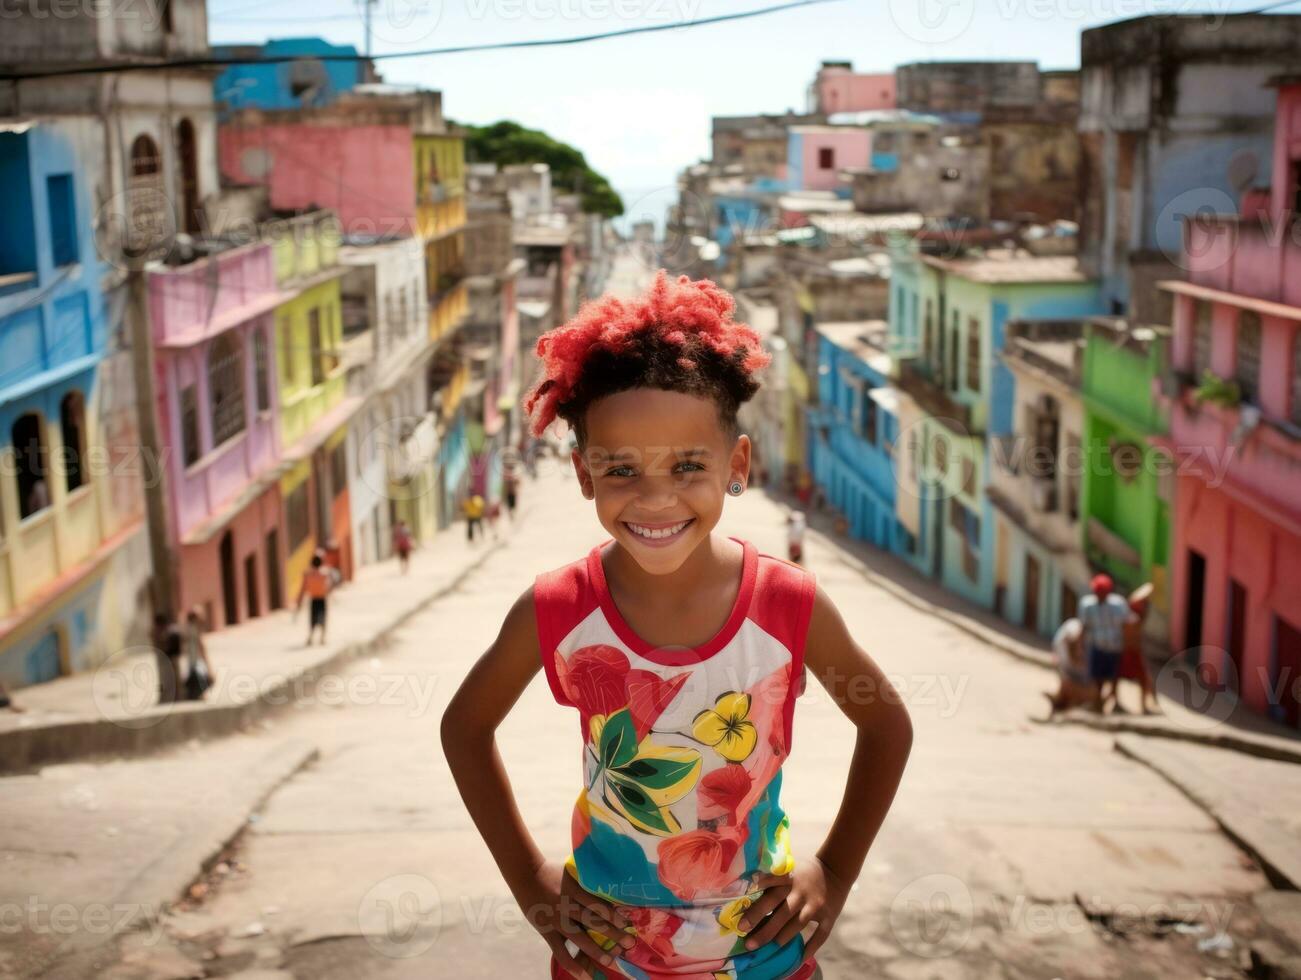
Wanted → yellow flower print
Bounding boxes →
[717,895,754,936]
[768,820,794,876]
[692,692,758,762]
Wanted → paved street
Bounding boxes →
[9,459,1282,980]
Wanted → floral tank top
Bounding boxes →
[534,538,818,980]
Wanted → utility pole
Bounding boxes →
[363,0,378,60]
[126,255,178,620]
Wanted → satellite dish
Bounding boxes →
[288,58,331,107]
[1225,149,1259,194]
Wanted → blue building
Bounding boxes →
[807,322,901,552]
[0,120,148,687]
[213,38,371,111]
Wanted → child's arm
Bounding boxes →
[737,585,913,964]
[440,589,635,980]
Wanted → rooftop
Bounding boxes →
[919,249,1092,285]
[817,320,892,373]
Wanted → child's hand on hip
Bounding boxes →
[738,857,851,963]
[516,859,635,979]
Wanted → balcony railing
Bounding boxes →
[894,356,976,434]
[1184,212,1301,309]
[148,242,280,347]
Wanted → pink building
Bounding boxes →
[787,126,872,193]
[1159,78,1301,728]
[149,242,291,629]
[811,61,896,114]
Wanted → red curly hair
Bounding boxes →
[524,270,770,440]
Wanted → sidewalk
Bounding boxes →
[778,486,1301,763]
[0,507,520,773]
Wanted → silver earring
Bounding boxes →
[729,480,744,496]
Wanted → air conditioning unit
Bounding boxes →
[1030,476,1057,513]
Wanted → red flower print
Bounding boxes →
[697,765,752,823]
[557,645,630,722]
[626,669,689,740]
[617,905,682,961]
[656,826,746,902]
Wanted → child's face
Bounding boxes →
[573,388,751,576]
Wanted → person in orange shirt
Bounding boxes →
[294,554,334,646]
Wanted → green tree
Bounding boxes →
[455,119,624,219]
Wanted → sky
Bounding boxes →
[207,0,1288,230]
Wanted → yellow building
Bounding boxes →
[267,210,362,590]
[414,133,468,346]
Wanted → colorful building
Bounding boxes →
[808,322,901,551]
[212,38,373,112]
[989,320,1089,635]
[265,210,359,595]
[810,61,897,115]
[1077,317,1172,640]
[1159,77,1301,727]
[0,120,150,687]
[148,240,290,629]
[786,126,871,195]
[888,246,1102,609]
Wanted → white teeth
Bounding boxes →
[627,520,690,540]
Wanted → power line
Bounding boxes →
[2,0,842,81]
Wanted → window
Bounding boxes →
[59,392,86,493]
[949,321,960,394]
[127,134,164,258]
[175,118,201,236]
[253,328,271,413]
[962,457,975,496]
[1235,309,1261,405]
[862,391,878,446]
[180,385,201,466]
[923,299,934,368]
[966,317,981,393]
[818,147,835,170]
[309,309,325,385]
[286,482,311,551]
[933,434,948,475]
[331,441,348,499]
[1193,301,1212,378]
[1065,432,1081,520]
[949,498,981,581]
[13,413,49,519]
[208,333,246,448]
[46,174,78,267]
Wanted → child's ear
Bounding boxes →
[730,433,752,485]
[571,448,595,499]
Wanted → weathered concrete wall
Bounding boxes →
[896,61,1041,114]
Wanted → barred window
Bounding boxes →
[208,333,246,449]
[253,328,271,413]
[286,482,311,551]
[180,385,200,466]
[1193,301,1212,379]
[966,317,981,393]
[1235,309,1261,405]
[309,309,325,386]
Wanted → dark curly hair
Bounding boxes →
[524,270,770,444]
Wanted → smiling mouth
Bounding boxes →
[622,518,695,543]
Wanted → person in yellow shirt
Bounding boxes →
[464,493,486,543]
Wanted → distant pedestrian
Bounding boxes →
[183,607,215,701]
[1117,582,1160,714]
[294,554,334,646]
[486,499,502,539]
[1077,573,1138,712]
[787,509,807,564]
[151,612,183,704]
[392,519,414,573]
[1043,617,1096,716]
[503,471,519,518]
[464,493,485,543]
[0,681,24,713]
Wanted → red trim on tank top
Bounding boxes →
[586,537,757,666]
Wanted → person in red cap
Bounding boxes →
[1077,572,1139,711]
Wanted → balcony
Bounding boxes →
[264,210,341,287]
[148,242,285,348]
[1182,212,1301,310]
[893,356,976,434]
[429,279,468,345]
